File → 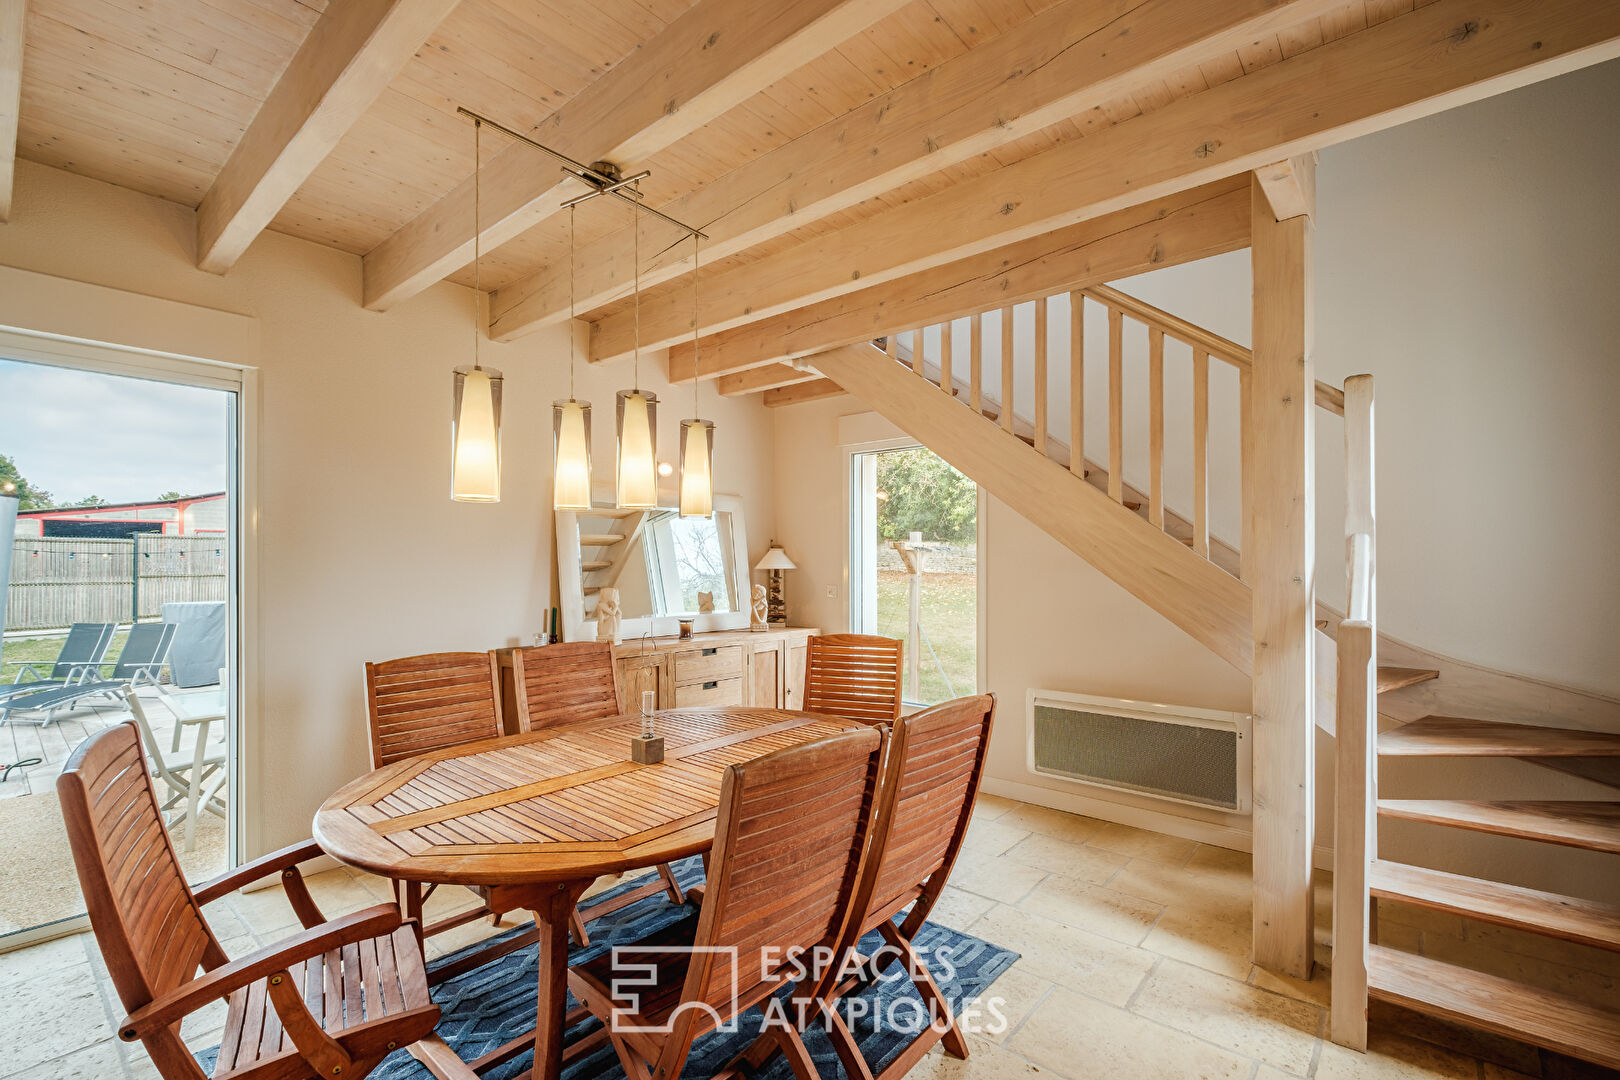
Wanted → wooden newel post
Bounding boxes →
[1249,160,1317,980]
[893,534,926,696]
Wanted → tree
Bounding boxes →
[0,454,54,510]
[157,491,185,502]
[874,448,977,543]
[73,495,108,507]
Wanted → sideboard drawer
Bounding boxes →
[673,676,745,708]
[673,645,744,685]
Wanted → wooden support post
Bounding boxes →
[1000,306,1015,433]
[1249,170,1316,980]
[1107,307,1124,502]
[1034,298,1049,453]
[940,322,953,396]
[969,314,983,414]
[1148,327,1164,528]
[911,328,925,376]
[1330,374,1377,1051]
[1070,292,1085,478]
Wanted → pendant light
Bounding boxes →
[615,209,659,509]
[552,204,593,510]
[679,232,714,517]
[451,117,502,503]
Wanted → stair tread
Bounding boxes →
[1366,945,1620,1069]
[1377,799,1620,853]
[1369,860,1620,951]
[579,533,625,546]
[1380,716,1620,758]
[580,560,612,572]
[1376,666,1439,694]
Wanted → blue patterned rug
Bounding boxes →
[200,858,1018,1080]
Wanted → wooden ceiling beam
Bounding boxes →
[488,0,1349,342]
[0,0,23,223]
[360,0,906,312]
[715,363,819,397]
[599,0,1620,363]
[763,377,847,408]
[1255,154,1318,222]
[195,0,460,274]
[668,177,1250,382]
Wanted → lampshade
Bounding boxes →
[678,419,714,518]
[615,389,659,509]
[451,366,502,502]
[552,399,592,511]
[754,546,796,571]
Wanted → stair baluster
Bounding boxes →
[1107,305,1124,502]
[1000,306,1015,434]
[1148,326,1165,529]
[969,312,982,415]
[1033,297,1048,453]
[1069,290,1084,480]
[1192,347,1210,557]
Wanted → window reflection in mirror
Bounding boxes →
[613,510,735,619]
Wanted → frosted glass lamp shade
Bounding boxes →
[615,390,659,509]
[451,366,502,502]
[679,419,715,518]
[552,399,593,511]
[754,546,796,571]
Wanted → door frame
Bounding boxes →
[0,323,258,952]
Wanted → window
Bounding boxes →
[850,445,980,705]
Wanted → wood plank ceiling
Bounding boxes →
[10,0,1620,386]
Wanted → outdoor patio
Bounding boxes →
[0,682,228,937]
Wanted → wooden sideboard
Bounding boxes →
[496,628,816,729]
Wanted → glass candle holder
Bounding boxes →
[641,689,656,738]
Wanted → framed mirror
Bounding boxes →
[556,494,752,642]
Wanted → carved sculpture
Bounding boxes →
[595,587,622,645]
[750,583,769,632]
[697,590,715,614]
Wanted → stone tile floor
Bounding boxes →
[1,792,1616,1080]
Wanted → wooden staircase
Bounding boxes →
[808,284,1620,1070]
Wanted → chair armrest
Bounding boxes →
[118,905,404,1040]
[191,839,326,906]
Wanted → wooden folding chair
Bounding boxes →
[803,693,997,1080]
[58,722,439,1080]
[364,651,528,950]
[803,633,905,724]
[510,642,685,945]
[567,725,887,1080]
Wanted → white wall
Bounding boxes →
[0,161,779,856]
[775,61,1620,896]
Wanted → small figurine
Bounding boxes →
[697,590,715,614]
[750,583,769,632]
[595,587,622,645]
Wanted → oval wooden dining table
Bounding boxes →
[313,705,855,1080]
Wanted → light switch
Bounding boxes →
[826,584,838,598]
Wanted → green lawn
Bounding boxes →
[875,571,977,704]
[0,630,132,680]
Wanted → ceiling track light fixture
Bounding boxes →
[450,107,710,513]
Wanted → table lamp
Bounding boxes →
[754,545,797,628]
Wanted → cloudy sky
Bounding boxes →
[0,358,229,505]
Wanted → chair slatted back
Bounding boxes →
[364,652,504,767]
[49,622,116,679]
[57,722,224,1019]
[858,694,996,928]
[110,622,176,679]
[687,726,884,1015]
[802,634,904,724]
[511,642,621,730]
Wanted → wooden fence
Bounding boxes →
[6,535,228,632]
